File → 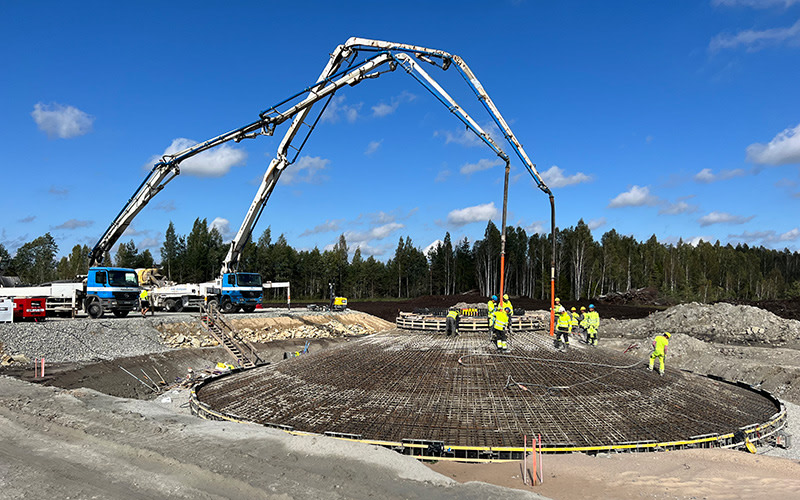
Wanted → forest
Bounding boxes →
[2,218,800,302]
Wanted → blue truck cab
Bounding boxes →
[85,266,140,318]
[219,272,262,313]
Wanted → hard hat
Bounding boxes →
[555,297,561,302]
[187,367,193,372]
[571,307,576,311]
[664,332,671,339]
[580,306,586,311]
[589,304,595,309]
[491,295,498,301]
[504,307,510,312]
[503,294,509,300]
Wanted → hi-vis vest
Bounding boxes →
[487,300,496,314]
[556,309,571,331]
[140,289,148,300]
[653,335,669,355]
[447,310,458,320]
[586,311,599,332]
[493,309,509,330]
[503,300,513,316]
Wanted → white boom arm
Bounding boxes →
[221,38,551,272]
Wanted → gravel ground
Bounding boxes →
[0,308,364,363]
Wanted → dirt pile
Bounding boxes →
[601,302,800,346]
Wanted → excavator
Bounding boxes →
[88,38,553,314]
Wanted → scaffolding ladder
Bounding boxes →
[199,303,262,368]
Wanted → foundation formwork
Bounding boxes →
[193,329,785,461]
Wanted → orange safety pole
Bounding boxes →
[538,433,543,485]
[523,434,527,485]
[531,435,536,486]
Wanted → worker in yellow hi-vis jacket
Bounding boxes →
[649,332,671,375]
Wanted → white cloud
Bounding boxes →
[49,186,69,196]
[300,220,343,237]
[371,91,416,118]
[446,202,499,227]
[728,228,800,245]
[460,158,504,175]
[18,216,36,223]
[698,211,755,227]
[687,236,714,246]
[540,165,593,188]
[608,185,660,208]
[525,221,545,234]
[710,18,800,52]
[161,138,247,177]
[435,121,503,148]
[694,168,747,183]
[712,0,799,8]
[588,218,606,230]
[746,123,800,165]
[424,239,443,257]
[434,169,452,183]
[321,95,362,124]
[210,217,234,239]
[138,237,161,250]
[154,200,176,212]
[364,140,382,155]
[659,200,699,215]
[281,155,330,185]
[31,102,94,139]
[348,243,389,258]
[343,222,405,250]
[357,208,418,225]
[53,219,93,230]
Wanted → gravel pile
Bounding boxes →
[601,302,800,345]
[0,318,172,363]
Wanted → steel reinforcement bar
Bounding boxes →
[188,370,787,462]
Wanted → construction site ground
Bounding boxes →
[1,300,800,499]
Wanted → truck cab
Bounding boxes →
[85,267,140,318]
[219,272,262,313]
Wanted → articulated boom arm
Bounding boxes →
[222,38,551,273]
[89,37,550,275]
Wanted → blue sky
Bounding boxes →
[2,0,800,263]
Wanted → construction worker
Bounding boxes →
[578,306,589,344]
[487,295,498,330]
[139,288,150,316]
[569,307,580,340]
[649,332,671,376]
[445,308,459,336]
[585,304,600,346]
[493,306,510,351]
[554,303,571,351]
[502,294,513,333]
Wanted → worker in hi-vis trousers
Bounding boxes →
[445,308,459,336]
[649,332,671,375]
[554,304,571,351]
[583,304,600,346]
[493,306,510,351]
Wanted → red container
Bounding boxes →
[13,297,47,320]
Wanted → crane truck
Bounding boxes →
[88,38,551,315]
[0,267,140,318]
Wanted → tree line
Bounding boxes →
[2,218,800,302]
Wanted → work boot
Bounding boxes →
[659,370,664,376]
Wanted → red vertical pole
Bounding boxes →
[538,433,543,485]
[41,358,45,378]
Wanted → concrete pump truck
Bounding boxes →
[88,37,552,316]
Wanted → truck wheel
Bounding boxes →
[164,298,176,311]
[112,310,129,318]
[87,300,104,319]
[172,300,184,313]
[221,298,236,314]
[206,299,219,311]
[241,305,256,313]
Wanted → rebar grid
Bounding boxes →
[196,329,781,450]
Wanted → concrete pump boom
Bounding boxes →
[222,37,553,273]
[90,38,554,303]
